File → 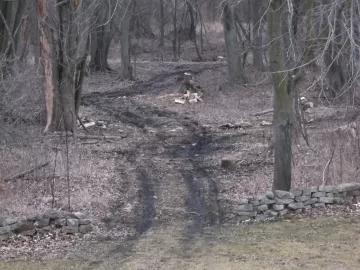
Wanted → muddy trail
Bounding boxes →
[81,62,237,240]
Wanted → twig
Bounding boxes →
[322,145,336,186]
[55,132,127,140]
[4,162,50,182]
[253,109,274,116]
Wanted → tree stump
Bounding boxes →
[221,157,237,170]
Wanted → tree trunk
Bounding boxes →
[89,30,111,71]
[250,0,264,70]
[268,0,292,192]
[172,0,179,61]
[120,0,134,80]
[304,0,315,64]
[222,2,245,83]
[37,0,93,133]
[159,0,165,48]
[37,0,61,133]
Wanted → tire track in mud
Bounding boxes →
[136,168,156,234]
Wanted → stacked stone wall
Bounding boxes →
[236,183,360,222]
[0,210,92,242]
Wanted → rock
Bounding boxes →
[294,209,303,214]
[61,226,78,234]
[275,198,294,204]
[221,158,237,170]
[238,199,249,205]
[288,203,304,210]
[274,190,295,199]
[338,183,360,192]
[0,233,9,241]
[265,191,275,199]
[312,192,326,198]
[0,226,10,234]
[55,218,67,227]
[237,211,257,217]
[78,219,91,225]
[255,215,270,222]
[74,212,87,220]
[253,195,266,201]
[304,198,318,205]
[318,186,335,192]
[291,189,303,196]
[43,209,75,219]
[264,210,278,217]
[313,203,326,208]
[279,209,289,217]
[0,217,17,227]
[326,193,334,197]
[79,224,93,234]
[257,205,268,212]
[67,219,79,227]
[295,196,311,202]
[35,218,50,228]
[318,197,334,204]
[347,190,360,196]
[344,196,355,203]
[272,204,284,211]
[302,187,318,196]
[236,204,254,212]
[20,229,36,236]
[9,221,23,231]
[13,222,35,235]
[260,198,275,205]
[333,197,345,204]
[238,216,252,222]
[251,200,261,206]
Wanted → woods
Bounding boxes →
[1,0,360,263]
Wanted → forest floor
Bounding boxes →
[1,36,360,268]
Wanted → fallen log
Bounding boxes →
[5,162,50,182]
[253,109,273,116]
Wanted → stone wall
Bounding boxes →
[0,209,92,242]
[236,183,360,222]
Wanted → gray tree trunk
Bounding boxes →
[222,2,245,83]
[268,0,292,191]
[250,0,264,70]
[119,0,134,80]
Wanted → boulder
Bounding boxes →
[274,190,295,199]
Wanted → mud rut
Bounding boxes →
[83,63,226,238]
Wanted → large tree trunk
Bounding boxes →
[37,0,93,133]
[159,0,165,48]
[172,0,179,61]
[268,0,292,191]
[222,2,245,83]
[250,0,264,70]
[119,0,134,80]
[89,2,113,72]
[37,0,61,133]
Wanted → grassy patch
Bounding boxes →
[3,216,360,269]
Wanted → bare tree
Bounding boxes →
[268,0,292,191]
[222,0,246,83]
[118,0,135,80]
[37,0,95,133]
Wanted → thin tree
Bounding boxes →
[268,0,292,191]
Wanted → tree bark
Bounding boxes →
[222,2,245,83]
[250,0,264,70]
[119,0,134,80]
[37,0,93,133]
[159,0,165,48]
[268,0,292,191]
